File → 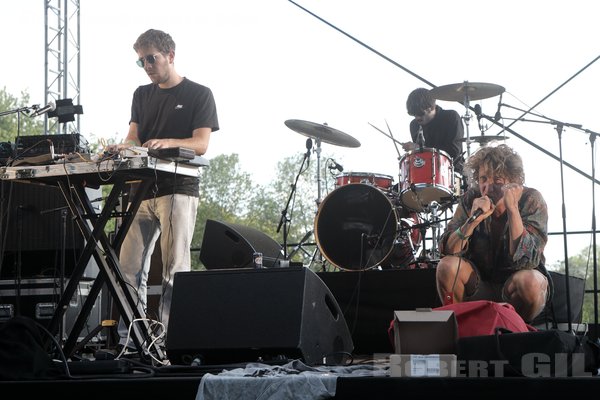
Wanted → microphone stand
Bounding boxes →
[554,123,573,333]
[504,110,600,337]
[277,139,312,260]
[587,129,600,341]
[507,114,586,332]
[0,105,39,155]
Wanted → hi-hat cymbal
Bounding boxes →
[431,82,505,102]
[285,119,361,148]
[461,135,509,143]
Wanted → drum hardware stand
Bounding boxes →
[413,211,452,266]
[414,218,434,264]
[426,201,442,260]
[287,229,314,260]
[460,83,474,158]
[276,138,312,260]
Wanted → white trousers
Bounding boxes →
[117,194,198,344]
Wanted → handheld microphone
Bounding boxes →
[30,101,56,117]
[466,208,484,224]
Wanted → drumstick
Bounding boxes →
[368,121,403,160]
[385,119,403,161]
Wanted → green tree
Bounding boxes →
[192,153,255,269]
[192,151,337,272]
[1,88,45,164]
[0,87,44,143]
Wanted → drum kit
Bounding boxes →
[283,81,506,272]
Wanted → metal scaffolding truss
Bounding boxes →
[44,0,81,135]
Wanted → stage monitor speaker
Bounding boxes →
[318,268,441,354]
[532,270,586,326]
[199,219,284,269]
[166,267,354,366]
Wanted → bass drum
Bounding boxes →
[315,183,417,271]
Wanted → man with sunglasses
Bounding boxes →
[403,87,465,175]
[110,28,219,353]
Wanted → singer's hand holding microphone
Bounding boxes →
[467,195,495,224]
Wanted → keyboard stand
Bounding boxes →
[0,156,205,363]
[50,176,164,361]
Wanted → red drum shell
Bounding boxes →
[335,172,394,190]
[399,148,454,211]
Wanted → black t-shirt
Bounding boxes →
[409,105,464,174]
[130,77,219,199]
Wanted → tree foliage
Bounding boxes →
[0,88,44,143]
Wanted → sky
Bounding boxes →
[2,0,600,270]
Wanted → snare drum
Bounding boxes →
[335,172,394,190]
[399,148,454,211]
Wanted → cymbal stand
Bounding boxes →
[309,137,328,270]
[314,137,324,207]
[461,82,473,157]
[426,201,442,260]
[277,139,312,259]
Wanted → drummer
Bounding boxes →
[402,87,465,176]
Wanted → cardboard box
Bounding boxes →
[390,308,458,377]
[392,308,458,355]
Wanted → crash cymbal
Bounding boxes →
[285,119,361,148]
[461,135,509,143]
[431,82,505,102]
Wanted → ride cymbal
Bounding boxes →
[284,119,361,148]
[430,82,505,102]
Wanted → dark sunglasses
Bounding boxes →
[136,53,160,68]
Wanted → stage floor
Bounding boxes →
[1,361,600,400]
